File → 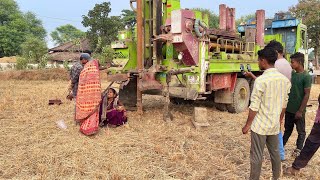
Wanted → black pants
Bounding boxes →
[283,112,306,150]
[292,123,320,170]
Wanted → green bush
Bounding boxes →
[63,60,70,70]
[38,54,48,69]
[94,45,114,65]
[16,57,28,70]
[21,36,48,64]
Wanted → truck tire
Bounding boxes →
[215,103,228,111]
[227,78,250,113]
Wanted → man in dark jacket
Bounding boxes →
[69,53,91,98]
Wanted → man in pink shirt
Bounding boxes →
[268,40,292,80]
[247,40,292,80]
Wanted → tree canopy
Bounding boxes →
[121,9,136,28]
[0,0,46,57]
[236,14,255,26]
[290,0,320,67]
[82,2,123,52]
[192,8,219,29]
[50,24,86,45]
[21,36,47,63]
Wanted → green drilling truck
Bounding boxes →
[107,0,308,113]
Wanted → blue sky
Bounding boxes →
[15,0,298,48]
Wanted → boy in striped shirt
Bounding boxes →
[242,47,291,180]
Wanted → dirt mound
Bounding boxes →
[0,69,69,81]
[0,56,16,63]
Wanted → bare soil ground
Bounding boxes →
[0,79,319,180]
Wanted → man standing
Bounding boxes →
[245,40,292,161]
[283,52,312,156]
[266,40,292,80]
[68,53,91,98]
[266,40,292,161]
[242,47,291,180]
[285,93,320,175]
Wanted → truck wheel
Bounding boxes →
[227,78,250,113]
[215,103,227,111]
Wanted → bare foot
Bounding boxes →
[284,167,299,176]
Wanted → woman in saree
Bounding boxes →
[75,55,101,136]
[100,88,127,127]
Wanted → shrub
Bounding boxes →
[16,57,28,70]
[38,54,48,69]
[63,60,70,70]
[21,36,48,64]
[94,45,114,65]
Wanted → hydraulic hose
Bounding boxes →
[194,19,207,38]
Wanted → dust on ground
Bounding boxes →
[0,80,319,179]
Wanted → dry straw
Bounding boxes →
[0,72,319,179]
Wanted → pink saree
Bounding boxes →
[75,60,101,135]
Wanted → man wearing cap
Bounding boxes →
[68,53,91,99]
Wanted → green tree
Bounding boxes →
[290,0,320,68]
[50,24,86,45]
[0,0,46,57]
[21,36,48,63]
[192,8,219,28]
[236,14,255,26]
[309,50,315,60]
[23,12,46,39]
[82,2,124,51]
[121,9,136,28]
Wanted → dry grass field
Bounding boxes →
[0,56,16,63]
[1,74,320,179]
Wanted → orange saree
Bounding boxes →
[75,60,101,135]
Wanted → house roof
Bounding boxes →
[48,52,81,62]
[49,39,91,52]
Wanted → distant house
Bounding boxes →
[48,39,91,67]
